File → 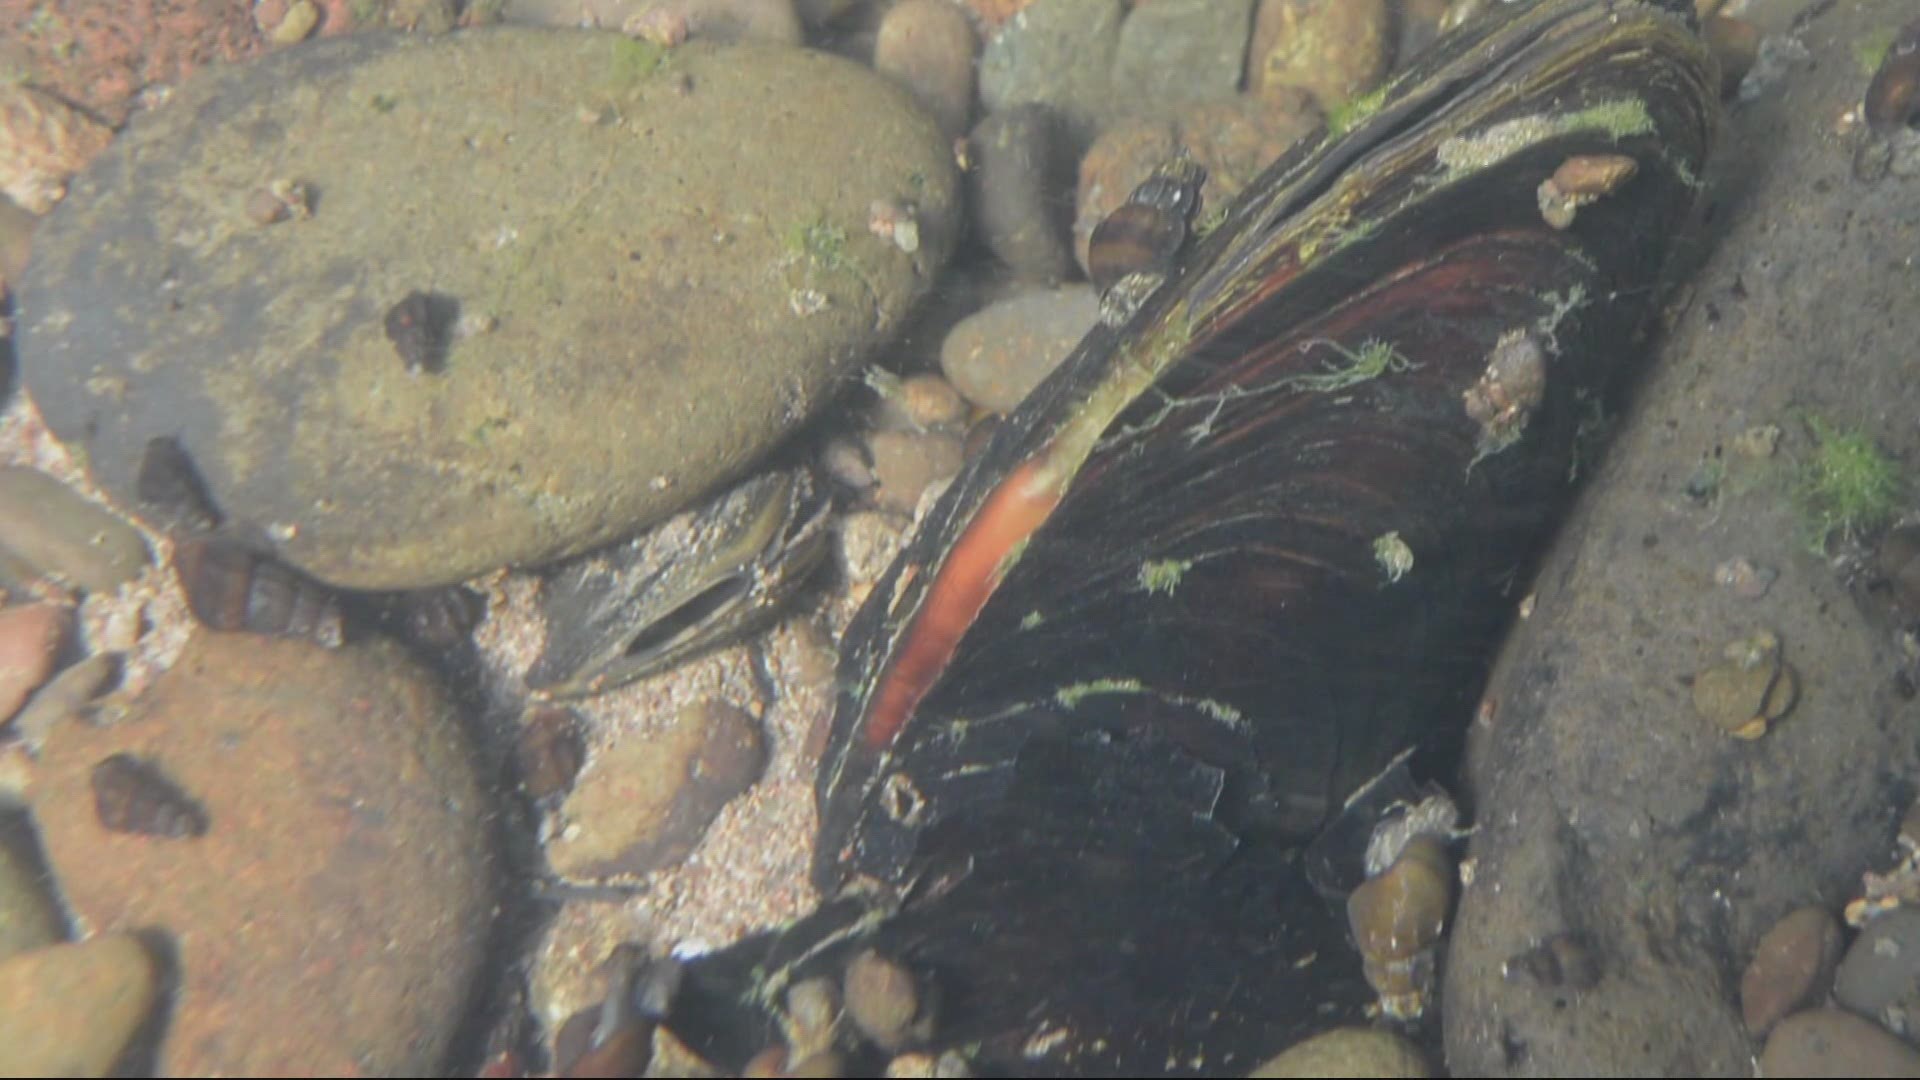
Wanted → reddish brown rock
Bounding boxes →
[0,603,69,725]
[27,632,493,1076]
[1740,905,1843,1036]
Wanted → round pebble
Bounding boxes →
[1247,1026,1430,1077]
[1740,905,1843,1036]
[968,105,1076,282]
[874,0,977,137]
[549,698,767,881]
[0,934,158,1078]
[867,429,965,515]
[1760,1008,1920,1077]
[27,631,493,1075]
[1834,906,1920,1042]
[18,30,957,590]
[939,285,1099,413]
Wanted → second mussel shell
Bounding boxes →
[525,467,830,699]
[668,2,1717,1075]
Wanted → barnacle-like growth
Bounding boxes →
[1797,415,1903,552]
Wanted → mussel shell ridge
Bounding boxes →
[672,2,1717,1075]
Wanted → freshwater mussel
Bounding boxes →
[667,2,1718,1074]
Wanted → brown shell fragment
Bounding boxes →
[384,290,455,374]
[91,752,208,838]
[172,535,344,648]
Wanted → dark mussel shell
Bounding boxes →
[669,2,1716,1075]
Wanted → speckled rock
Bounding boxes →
[27,631,493,1075]
[0,468,150,595]
[874,0,977,137]
[1247,1026,1430,1077]
[1248,0,1393,110]
[549,698,767,881]
[1760,1008,1920,1077]
[1741,905,1843,1037]
[17,29,958,590]
[939,285,1098,413]
[0,934,159,1077]
[1835,906,1920,1042]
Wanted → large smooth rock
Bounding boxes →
[1444,0,1920,1073]
[28,632,493,1075]
[17,29,957,589]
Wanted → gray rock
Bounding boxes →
[1443,0,1920,1073]
[1760,1009,1920,1077]
[979,0,1124,149]
[17,30,957,589]
[0,468,149,595]
[1110,0,1253,111]
[968,105,1076,282]
[1835,908,1920,1043]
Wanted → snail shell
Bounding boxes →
[1348,834,1454,1018]
[91,752,208,838]
[1087,157,1206,327]
[172,535,344,648]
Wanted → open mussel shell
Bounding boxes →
[525,467,830,699]
[671,2,1717,1075]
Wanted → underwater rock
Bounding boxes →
[27,632,492,1075]
[16,30,958,589]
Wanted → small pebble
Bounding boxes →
[836,510,909,588]
[869,371,970,432]
[0,468,151,595]
[0,603,69,725]
[939,286,1099,413]
[267,0,320,44]
[873,0,977,138]
[1690,630,1796,739]
[1713,556,1776,599]
[1741,905,1844,1037]
[1730,423,1782,458]
[11,651,118,754]
[645,0,803,44]
[1760,1008,1920,1077]
[0,83,116,214]
[844,949,923,1051]
[548,699,766,881]
[1247,1026,1430,1077]
[0,934,159,1078]
[866,429,965,514]
[821,435,876,491]
[1834,906,1920,1042]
